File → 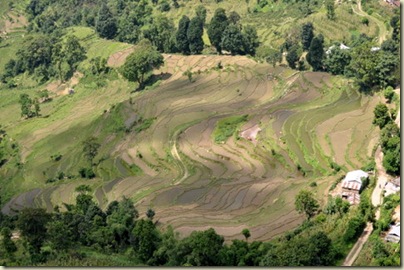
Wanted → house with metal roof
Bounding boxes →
[385,223,400,243]
[341,170,368,194]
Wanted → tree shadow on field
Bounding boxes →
[132,72,172,93]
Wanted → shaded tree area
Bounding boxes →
[208,8,259,56]
[1,34,86,85]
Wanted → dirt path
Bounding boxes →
[342,222,373,266]
[352,0,387,44]
[170,130,189,185]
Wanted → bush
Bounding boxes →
[343,217,366,243]
[50,154,62,162]
[361,160,375,171]
[79,167,95,179]
[383,86,395,103]
[309,181,317,187]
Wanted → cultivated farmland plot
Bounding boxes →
[1,51,379,242]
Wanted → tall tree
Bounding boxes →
[82,136,100,166]
[373,103,391,129]
[228,11,241,25]
[324,46,351,75]
[96,4,117,39]
[19,94,34,118]
[176,15,190,54]
[326,0,336,20]
[1,227,17,259]
[286,45,301,69]
[195,5,207,26]
[242,25,259,56]
[187,17,204,54]
[16,208,50,255]
[306,35,325,71]
[132,219,161,263]
[221,24,244,55]
[120,39,164,88]
[301,22,314,51]
[207,8,228,54]
[295,190,319,219]
[143,15,176,53]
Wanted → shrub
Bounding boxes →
[79,167,95,179]
[309,181,317,187]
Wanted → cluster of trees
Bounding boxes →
[24,0,259,56]
[0,187,367,266]
[19,94,40,119]
[207,9,259,55]
[373,101,400,175]
[258,11,400,91]
[1,34,86,85]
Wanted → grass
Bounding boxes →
[212,115,248,144]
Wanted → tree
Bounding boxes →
[120,40,164,88]
[346,42,399,90]
[16,208,50,255]
[343,217,365,243]
[241,229,251,241]
[207,8,228,54]
[90,56,109,75]
[301,23,314,51]
[1,227,17,259]
[19,94,34,118]
[228,11,241,25]
[96,4,117,39]
[187,17,204,54]
[324,46,351,75]
[176,15,190,54]
[242,25,259,56]
[383,145,400,175]
[286,45,301,69]
[361,17,369,26]
[132,219,161,263]
[64,35,86,70]
[143,15,176,53]
[306,35,325,71]
[82,136,100,166]
[178,228,224,266]
[221,24,244,55]
[195,5,207,25]
[326,1,335,20]
[383,86,395,103]
[295,190,319,219]
[116,11,141,44]
[146,208,156,220]
[373,103,391,129]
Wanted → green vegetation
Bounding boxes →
[355,194,400,266]
[213,115,248,143]
[120,40,164,89]
[0,0,399,266]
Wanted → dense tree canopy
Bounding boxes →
[96,4,117,39]
[221,24,244,55]
[208,8,229,54]
[187,17,204,54]
[306,35,324,71]
[176,15,190,54]
[120,40,164,88]
[295,190,319,219]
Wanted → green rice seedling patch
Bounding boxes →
[213,114,249,144]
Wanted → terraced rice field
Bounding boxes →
[2,52,380,242]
